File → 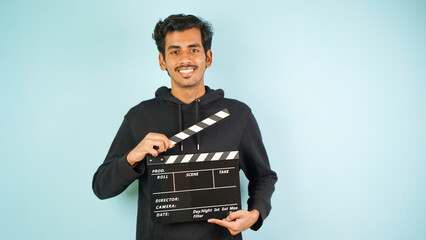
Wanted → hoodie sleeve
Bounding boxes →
[92,117,145,200]
[239,111,278,230]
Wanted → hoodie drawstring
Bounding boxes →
[177,100,201,152]
[178,103,183,151]
[195,99,200,150]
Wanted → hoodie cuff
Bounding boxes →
[116,154,145,181]
[248,199,270,231]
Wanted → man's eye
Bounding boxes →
[190,49,199,53]
[171,50,179,55]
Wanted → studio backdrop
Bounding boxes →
[0,0,425,239]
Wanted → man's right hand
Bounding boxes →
[127,132,175,166]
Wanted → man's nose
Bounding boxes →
[178,50,192,64]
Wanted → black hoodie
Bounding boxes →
[92,86,277,240]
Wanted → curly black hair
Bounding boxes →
[152,14,214,57]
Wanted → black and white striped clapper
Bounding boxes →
[148,150,239,165]
[146,109,241,224]
[169,108,230,146]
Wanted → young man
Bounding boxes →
[92,14,277,240]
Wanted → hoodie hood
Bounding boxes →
[154,86,224,151]
[155,86,224,106]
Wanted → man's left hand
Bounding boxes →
[207,209,260,235]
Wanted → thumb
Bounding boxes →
[226,210,244,221]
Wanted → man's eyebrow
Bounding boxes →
[188,44,201,48]
[167,45,181,50]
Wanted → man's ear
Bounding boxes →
[206,50,212,68]
[159,53,167,70]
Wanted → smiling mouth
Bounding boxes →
[178,69,194,74]
[176,65,198,78]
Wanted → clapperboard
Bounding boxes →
[147,109,241,224]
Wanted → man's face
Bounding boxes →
[159,27,212,89]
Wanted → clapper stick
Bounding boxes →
[169,108,230,146]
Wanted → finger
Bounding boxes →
[160,136,173,149]
[149,134,174,150]
[208,219,232,228]
[145,147,160,157]
[157,134,174,149]
[152,140,167,153]
[209,219,240,236]
[145,133,175,149]
[227,210,245,221]
[145,139,167,153]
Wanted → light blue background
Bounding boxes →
[1,0,425,239]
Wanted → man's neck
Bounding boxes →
[171,83,206,104]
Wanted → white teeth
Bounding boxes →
[179,69,194,74]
